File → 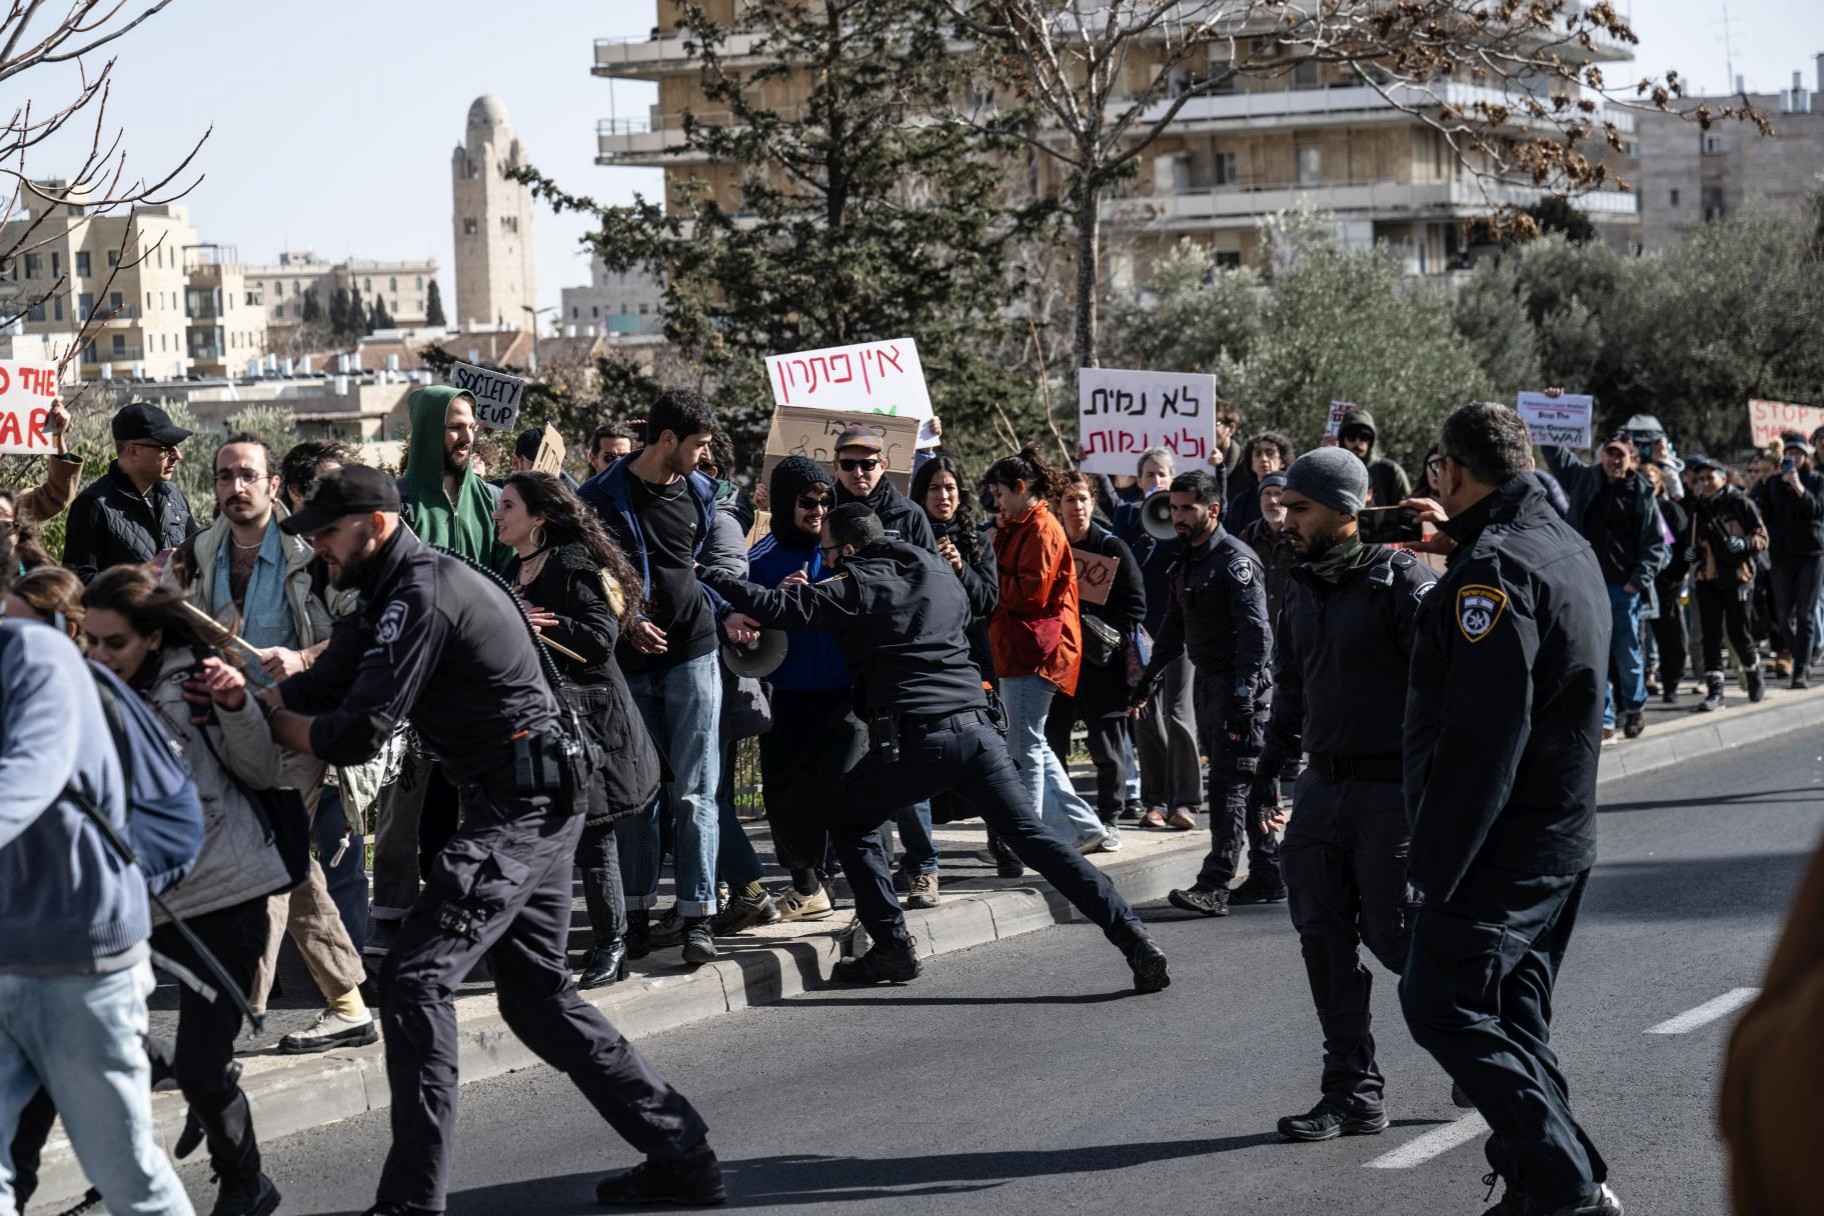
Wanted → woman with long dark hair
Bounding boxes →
[83,565,300,1216]
[495,471,659,989]
[984,446,1110,853]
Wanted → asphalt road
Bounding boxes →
[172,730,1824,1216]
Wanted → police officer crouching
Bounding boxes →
[699,503,1170,993]
[1244,448,1438,1143]
[259,466,723,1213]
[1128,469,1277,917]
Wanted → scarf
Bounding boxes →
[1306,532,1367,583]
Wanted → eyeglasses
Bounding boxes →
[214,469,271,487]
[796,495,831,511]
[129,441,179,459]
[819,544,844,559]
[837,458,880,473]
[1425,454,1446,477]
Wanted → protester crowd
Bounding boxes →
[0,382,1807,1216]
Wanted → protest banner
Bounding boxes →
[1515,391,1594,448]
[1748,399,1824,450]
[762,405,921,495]
[448,361,526,431]
[532,424,565,477]
[1071,548,1119,607]
[1077,368,1218,476]
[765,337,939,447]
[1323,400,1356,439]
[0,360,61,455]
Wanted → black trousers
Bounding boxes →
[1281,774,1411,1111]
[1695,580,1757,673]
[828,711,1145,953]
[1648,580,1687,691]
[576,819,628,945]
[1043,692,1128,823]
[376,781,708,1212]
[149,898,271,1184]
[760,691,867,874]
[1190,673,1278,892]
[1769,555,1824,669]
[1399,866,1605,1211]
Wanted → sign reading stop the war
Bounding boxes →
[0,361,61,454]
[1748,399,1824,449]
[1071,548,1119,607]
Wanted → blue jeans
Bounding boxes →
[316,785,368,957]
[1604,585,1646,725]
[893,802,939,876]
[716,741,765,890]
[0,962,194,1215]
[623,651,722,918]
[999,674,1106,846]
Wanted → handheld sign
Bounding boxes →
[448,361,526,431]
[1324,400,1356,440]
[1748,399,1824,450]
[1515,392,1593,449]
[1077,368,1218,476]
[765,337,939,448]
[0,360,61,455]
[1071,548,1119,607]
[762,405,920,495]
[532,424,566,477]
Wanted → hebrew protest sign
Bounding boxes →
[0,361,61,454]
[1515,391,1594,448]
[448,361,526,431]
[1324,400,1356,440]
[532,424,566,476]
[1748,399,1824,450]
[1072,548,1119,607]
[762,405,921,495]
[765,337,938,447]
[1077,368,1218,476]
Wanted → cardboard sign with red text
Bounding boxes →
[0,361,60,454]
[1748,399,1824,450]
[765,337,938,447]
[1072,548,1119,607]
[1077,368,1218,476]
[761,405,920,496]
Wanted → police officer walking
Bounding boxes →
[699,503,1170,994]
[1128,469,1277,917]
[259,467,721,1213]
[1399,403,1620,1216]
[1243,449,1438,1143]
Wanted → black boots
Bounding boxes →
[986,831,1025,878]
[1276,1099,1389,1142]
[1698,672,1726,712]
[1746,661,1766,703]
[1126,934,1171,993]
[1168,885,1230,917]
[596,1142,726,1207]
[832,935,922,984]
[208,1172,279,1216]
[625,909,652,960]
[579,937,629,989]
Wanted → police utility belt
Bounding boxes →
[867,707,995,763]
[1305,752,1403,784]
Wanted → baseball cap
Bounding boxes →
[280,465,400,536]
[833,425,883,454]
[1258,472,1288,491]
[1684,454,1724,475]
[111,402,192,447]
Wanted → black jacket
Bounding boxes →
[1758,468,1824,560]
[1403,476,1608,905]
[1068,522,1146,717]
[1260,546,1436,774]
[1691,487,1768,585]
[62,463,199,583]
[278,528,560,781]
[702,537,985,720]
[835,477,937,552]
[933,513,999,688]
[1134,524,1270,703]
[1239,517,1299,634]
[1656,497,1692,588]
[1542,446,1669,590]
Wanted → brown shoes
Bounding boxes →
[1164,807,1198,831]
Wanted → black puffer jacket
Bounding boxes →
[933,512,999,688]
[836,477,937,551]
[63,463,199,583]
[1758,468,1824,560]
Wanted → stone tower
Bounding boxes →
[452,95,536,330]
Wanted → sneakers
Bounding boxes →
[1092,823,1124,852]
[905,872,939,909]
[278,1008,378,1054]
[1228,879,1288,906]
[711,888,779,936]
[1276,1099,1389,1142]
[1126,934,1170,993]
[773,884,835,921]
[1077,829,1110,854]
[1661,685,1679,705]
[209,1171,280,1216]
[1119,800,1144,822]
[596,1144,726,1207]
[1138,808,1168,829]
[1621,710,1646,739]
[832,936,921,984]
[1600,726,1616,744]
[649,906,686,947]
[1164,807,1198,831]
[1746,662,1767,703]
[681,918,720,966]
[1793,670,1811,690]
[1698,672,1726,712]
[1541,1183,1624,1215]
[1168,885,1230,917]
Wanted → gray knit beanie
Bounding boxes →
[1284,447,1370,516]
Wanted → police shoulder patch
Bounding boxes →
[1412,579,1435,604]
[375,599,409,645]
[1228,557,1254,586]
[814,572,849,586]
[1455,583,1507,642]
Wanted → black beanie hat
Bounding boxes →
[770,455,833,540]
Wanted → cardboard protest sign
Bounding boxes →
[1748,399,1824,450]
[1077,368,1218,476]
[765,337,939,447]
[448,361,526,431]
[762,405,921,495]
[1515,391,1594,448]
[532,424,566,477]
[1324,400,1356,439]
[1072,548,1119,607]
[0,361,60,455]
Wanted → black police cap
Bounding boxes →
[280,464,400,536]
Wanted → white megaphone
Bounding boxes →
[1141,492,1177,542]
[720,628,789,679]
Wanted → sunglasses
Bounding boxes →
[837,458,880,473]
[1425,454,1445,477]
[130,441,179,459]
[796,494,832,511]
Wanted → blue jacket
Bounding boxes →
[0,620,148,972]
[748,529,850,693]
[578,455,728,619]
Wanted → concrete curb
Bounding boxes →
[30,683,1824,1206]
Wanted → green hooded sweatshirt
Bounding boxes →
[400,385,512,569]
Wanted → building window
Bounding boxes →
[77,292,93,320]
[363,278,372,292]
[462,218,478,236]
[1292,58,1319,89]
[22,253,39,279]
[639,303,650,315]
[500,216,518,234]
[273,280,283,297]
[1295,144,1321,187]
[50,252,60,279]
[592,305,600,318]
[416,276,424,289]
[1670,188,1680,208]
[1703,134,1723,154]
[52,296,62,322]
[1213,151,1237,186]
[389,276,397,291]
[107,250,119,269]
[26,301,44,323]
[145,291,152,309]
[109,291,123,313]
[112,334,126,355]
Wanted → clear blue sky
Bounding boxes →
[1,0,1816,322]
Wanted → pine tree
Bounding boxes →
[424,279,447,327]
[346,292,368,336]
[328,288,351,336]
[301,288,321,325]
[371,293,393,330]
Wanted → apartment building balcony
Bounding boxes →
[592,28,764,79]
[596,109,759,165]
[1107,176,1637,230]
[1149,81,1632,135]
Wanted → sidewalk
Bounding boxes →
[29,681,1824,1209]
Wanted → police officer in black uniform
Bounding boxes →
[1241,448,1438,1144]
[1128,468,1275,918]
[259,467,721,1214]
[699,502,1170,993]
[1399,403,1620,1216]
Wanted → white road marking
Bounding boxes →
[1644,987,1760,1035]
[1364,1113,1490,1169]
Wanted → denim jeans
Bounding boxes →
[999,674,1106,846]
[316,785,368,957]
[623,651,722,918]
[0,962,195,1215]
[891,802,939,876]
[1604,584,1647,725]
